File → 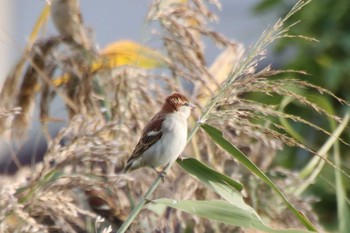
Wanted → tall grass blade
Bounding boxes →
[201,123,317,231]
[334,117,350,233]
[177,157,243,192]
[153,199,313,233]
[296,113,350,195]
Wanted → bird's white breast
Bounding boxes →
[141,112,188,168]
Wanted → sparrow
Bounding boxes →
[123,92,195,173]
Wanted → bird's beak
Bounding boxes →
[189,103,196,110]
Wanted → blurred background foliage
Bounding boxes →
[255,0,350,230]
[0,0,349,232]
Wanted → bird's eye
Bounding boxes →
[184,102,189,106]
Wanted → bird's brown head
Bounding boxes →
[162,92,195,116]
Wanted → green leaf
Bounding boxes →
[201,123,317,232]
[296,113,350,195]
[334,113,350,233]
[153,199,312,233]
[177,157,243,191]
[279,96,305,144]
[278,94,337,146]
[177,157,245,208]
[304,94,336,127]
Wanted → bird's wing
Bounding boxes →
[127,115,164,163]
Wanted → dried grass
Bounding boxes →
[0,0,346,232]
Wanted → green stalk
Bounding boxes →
[334,116,350,232]
[295,113,350,195]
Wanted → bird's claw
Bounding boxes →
[158,170,166,182]
[152,167,167,182]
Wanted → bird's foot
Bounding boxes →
[153,168,166,182]
[158,170,166,183]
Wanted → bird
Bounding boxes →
[123,92,195,174]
